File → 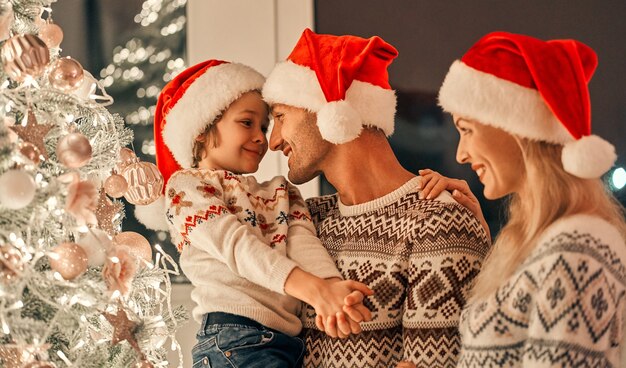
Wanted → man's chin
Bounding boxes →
[287,168,318,185]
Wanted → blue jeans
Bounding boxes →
[192,312,305,368]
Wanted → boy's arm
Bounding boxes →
[285,183,342,279]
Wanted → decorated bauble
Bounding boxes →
[122,161,164,205]
[0,244,25,282]
[76,229,111,267]
[56,132,92,168]
[48,57,84,91]
[1,34,49,82]
[112,231,152,265]
[19,142,41,164]
[104,172,128,198]
[48,242,88,280]
[0,169,36,209]
[71,70,97,100]
[118,147,137,168]
[38,22,63,48]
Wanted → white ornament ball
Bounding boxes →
[0,169,36,209]
[77,229,112,267]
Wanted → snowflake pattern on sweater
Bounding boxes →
[457,214,626,368]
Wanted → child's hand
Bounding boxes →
[311,279,373,338]
[342,290,372,323]
[418,169,491,240]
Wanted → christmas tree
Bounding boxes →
[100,0,187,266]
[0,0,186,367]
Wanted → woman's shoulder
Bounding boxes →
[532,214,626,276]
[539,214,624,248]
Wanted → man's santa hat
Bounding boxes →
[135,60,265,230]
[263,28,398,144]
[438,31,615,179]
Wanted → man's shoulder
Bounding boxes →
[305,194,338,218]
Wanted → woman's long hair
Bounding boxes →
[469,138,626,302]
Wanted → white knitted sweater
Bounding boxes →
[165,169,341,336]
[458,214,626,367]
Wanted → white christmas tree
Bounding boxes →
[0,0,186,367]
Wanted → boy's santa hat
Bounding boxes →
[135,60,265,230]
[438,31,615,179]
[263,28,398,144]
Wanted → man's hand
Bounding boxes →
[418,169,490,240]
[311,279,373,338]
[284,269,373,338]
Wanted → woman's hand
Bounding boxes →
[418,169,491,240]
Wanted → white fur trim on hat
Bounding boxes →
[134,196,169,231]
[263,61,397,142]
[562,135,616,178]
[438,60,572,144]
[317,100,362,144]
[345,80,396,136]
[163,63,265,168]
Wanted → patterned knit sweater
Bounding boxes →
[165,169,341,336]
[301,177,491,367]
[457,214,626,368]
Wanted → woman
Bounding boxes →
[422,31,626,367]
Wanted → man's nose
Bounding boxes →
[269,121,283,151]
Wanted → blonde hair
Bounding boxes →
[191,114,221,168]
[470,139,626,302]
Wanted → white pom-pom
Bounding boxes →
[316,100,362,144]
[562,135,616,178]
[134,195,169,231]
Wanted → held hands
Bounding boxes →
[396,361,417,368]
[284,268,373,339]
[418,169,491,241]
[312,278,373,339]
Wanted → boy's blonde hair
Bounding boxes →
[470,138,626,301]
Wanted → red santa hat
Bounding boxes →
[438,31,616,179]
[263,28,398,144]
[135,60,265,230]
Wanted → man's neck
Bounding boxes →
[322,130,415,206]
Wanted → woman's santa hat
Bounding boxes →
[135,60,265,230]
[263,28,398,144]
[438,31,616,179]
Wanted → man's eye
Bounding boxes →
[273,113,284,121]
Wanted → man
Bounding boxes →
[263,29,490,368]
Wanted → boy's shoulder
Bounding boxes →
[168,169,242,187]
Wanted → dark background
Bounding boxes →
[54,0,626,276]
